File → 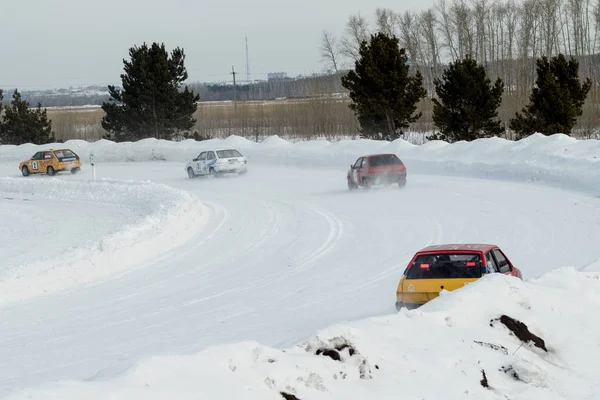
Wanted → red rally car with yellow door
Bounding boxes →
[395,244,522,310]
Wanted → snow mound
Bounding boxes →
[0,178,206,305]
[7,269,599,400]
[261,135,291,147]
[1,133,598,194]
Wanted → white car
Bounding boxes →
[186,148,248,178]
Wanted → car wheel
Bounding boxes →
[209,168,219,178]
[71,167,80,174]
[347,178,357,191]
[46,166,55,176]
[187,167,195,179]
[398,181,406,189]
[362,178,371,190]
[21,166,30,177]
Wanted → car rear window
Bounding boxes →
[217,149,242,158]
[406,253,482,279]
[369,155,402,166]
[54,150,78,160]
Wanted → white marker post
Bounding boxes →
[89,152,96,181]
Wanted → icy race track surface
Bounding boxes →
[1,161,600,395]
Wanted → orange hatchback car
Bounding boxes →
[19,148,82,176]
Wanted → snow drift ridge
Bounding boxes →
[7,269,600,400]
[1,133,598,194]
[0,177,206,306]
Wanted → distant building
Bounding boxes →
[267,72,288,81]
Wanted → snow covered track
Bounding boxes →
[0,177,206,306]
[0,135,599,398]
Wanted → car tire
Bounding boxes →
[362,177,371,190]
[187,167,195,179]
[71,167,80,174]
[347,178,357,191]
[209,168,219,178]
[46,166,55,176]
[21,166,30,176]
[398,181,406,189]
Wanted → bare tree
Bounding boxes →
[339,13,371,61]
[375,8,399,36]
[320,30,341,73]
[436,0,460,59]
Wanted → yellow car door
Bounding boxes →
[28,152,44,173]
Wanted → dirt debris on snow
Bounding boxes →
[500,365,521,381]
[491,315,548,352]
[280,392,301,400]
[473,341,509,355]
[307,336,375,380]
[480,369,489,388]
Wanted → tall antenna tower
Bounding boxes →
[245,36,250,82]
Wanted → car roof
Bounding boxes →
[199,148,240,153]
[417,244,498,253]
[364,153,398,158]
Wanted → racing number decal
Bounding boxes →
[31,161,39,170]
[353,169,359,183]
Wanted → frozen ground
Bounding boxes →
[0,135,599,399]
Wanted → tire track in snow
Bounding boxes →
[180,199,345,307]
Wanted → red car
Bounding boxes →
[395,244,523,310]
[347,153,407,190]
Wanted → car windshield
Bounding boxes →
[406,253,482,279]
[54,150,77,160]
[217,149,242,158]
[369,155,401,166]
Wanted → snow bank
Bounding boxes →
[1,133,598,194]
[7,268,599,400]
[0,178,206,306]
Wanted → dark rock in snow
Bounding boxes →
[316,348,341,361]
[498,315,548,352]
[480,369,489,388]
[280,392,301,400]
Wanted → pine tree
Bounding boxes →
[101,42,200,142]
[509,54,591,138]
[0,89,55,145]
[341,33,426,141]
[430,56,504,143]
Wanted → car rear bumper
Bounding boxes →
[216,165,248,174]
[396,292,437,307]
[368,173,406,184]
[395,301,423,311]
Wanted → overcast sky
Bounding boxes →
[0,0,434,90]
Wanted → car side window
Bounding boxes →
[43,152,53,160]
[492,249,510,273]
[207,152,216,160]
[485,251,498,273]
[198,152,207,161]
[31,152,44,160]
[361,158,368,168]
[353,158,363,169]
